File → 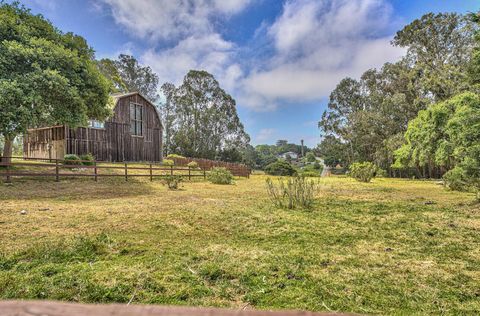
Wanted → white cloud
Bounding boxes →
[99,0,250,96]
[99,0,405,113]
[99,0,251,42]
[239,0,405,111]
[141,34,241,89]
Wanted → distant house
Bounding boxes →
[278,151,299,160]
[23,92,163,162]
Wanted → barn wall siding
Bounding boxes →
[24,93,163,162]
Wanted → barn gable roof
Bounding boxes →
[110,91,162,129]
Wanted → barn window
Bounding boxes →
[88,120,104,129]
[130,103,143,136]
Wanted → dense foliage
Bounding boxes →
[160,71,250,160]
[264,160,297,176]
[349,162,377,183]
[394,93,480,198]
[187,161,199,169]
[162,159,174,166]
[0,3,112,162]
[207,167,233,185]
[319,13,475,174]
[317,11,480,197]
[243,141,312,170]
[63,154,82,166]
[97,54,159,102]
[79,153,95,166]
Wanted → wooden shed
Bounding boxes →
[23,92,163,162]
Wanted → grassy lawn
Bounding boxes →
[0,175,479,315]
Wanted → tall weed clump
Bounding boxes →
[266,175,320,209]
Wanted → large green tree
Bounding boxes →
[393,13,474,102]
[318,13,475,172]
[98,54,159,102]
[159,82,176,155]
[162,70,250,160]
[0,3,111,162]
[469,12,480,89]
[394,93,480,197]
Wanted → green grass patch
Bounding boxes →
[0,175,478,314]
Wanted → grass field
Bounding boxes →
[0,175,479,315]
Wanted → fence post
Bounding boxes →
[125,163,128,181]
[150,164,153,181]
[94,161,98,182]
[188,167,191,181]
[203,168,206,180]
[170,165,173,176]
[5,163,11,184]
[55,160,59,182]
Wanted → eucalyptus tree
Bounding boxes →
[468,12,480,89]
[0,3,111,162]
[318,12,475,172]
[98,54,159,102]
[162,70,250,160]
[394,93,480,196]
[159,82,176,155]
[393,13,475,102]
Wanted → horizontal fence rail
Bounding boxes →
[0,301,353,316]
[0,156,249,183]
[169,156,251,177]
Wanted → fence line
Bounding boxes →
[0,156,219,183]
[169,156,251,177]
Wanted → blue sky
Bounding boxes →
[18,0,479,147]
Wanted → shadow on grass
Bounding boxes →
[0,175,159,201]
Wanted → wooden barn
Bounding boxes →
[23,92,163,162]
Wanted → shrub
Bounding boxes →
[301,170,321,177]
[265,160,296,176]
[187,161,199,169]
[299,164,322,177]
[443,167,469,191]
[208,167,233,184]
[162,175,183,190]
[162,159,174,166]
[376,168,388,178]
[313,161,321,170]
[349,162,377,182]
[79,153,95,166]
[63,154,81,166]
[266,175,320,209]
[166,154,185,159]
[306,152,316,162]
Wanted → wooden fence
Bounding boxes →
[169,156,251,177]
[0,156,247,183]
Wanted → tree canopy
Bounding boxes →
[318,12,476,174]
[98,54,159,102]
[0,2,111,161]
[393,93,480,194]
[160,70,250,160]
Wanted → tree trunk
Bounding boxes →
[2,135,13,164]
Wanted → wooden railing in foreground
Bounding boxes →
[0,156,244,183]
[0,301,355,316]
